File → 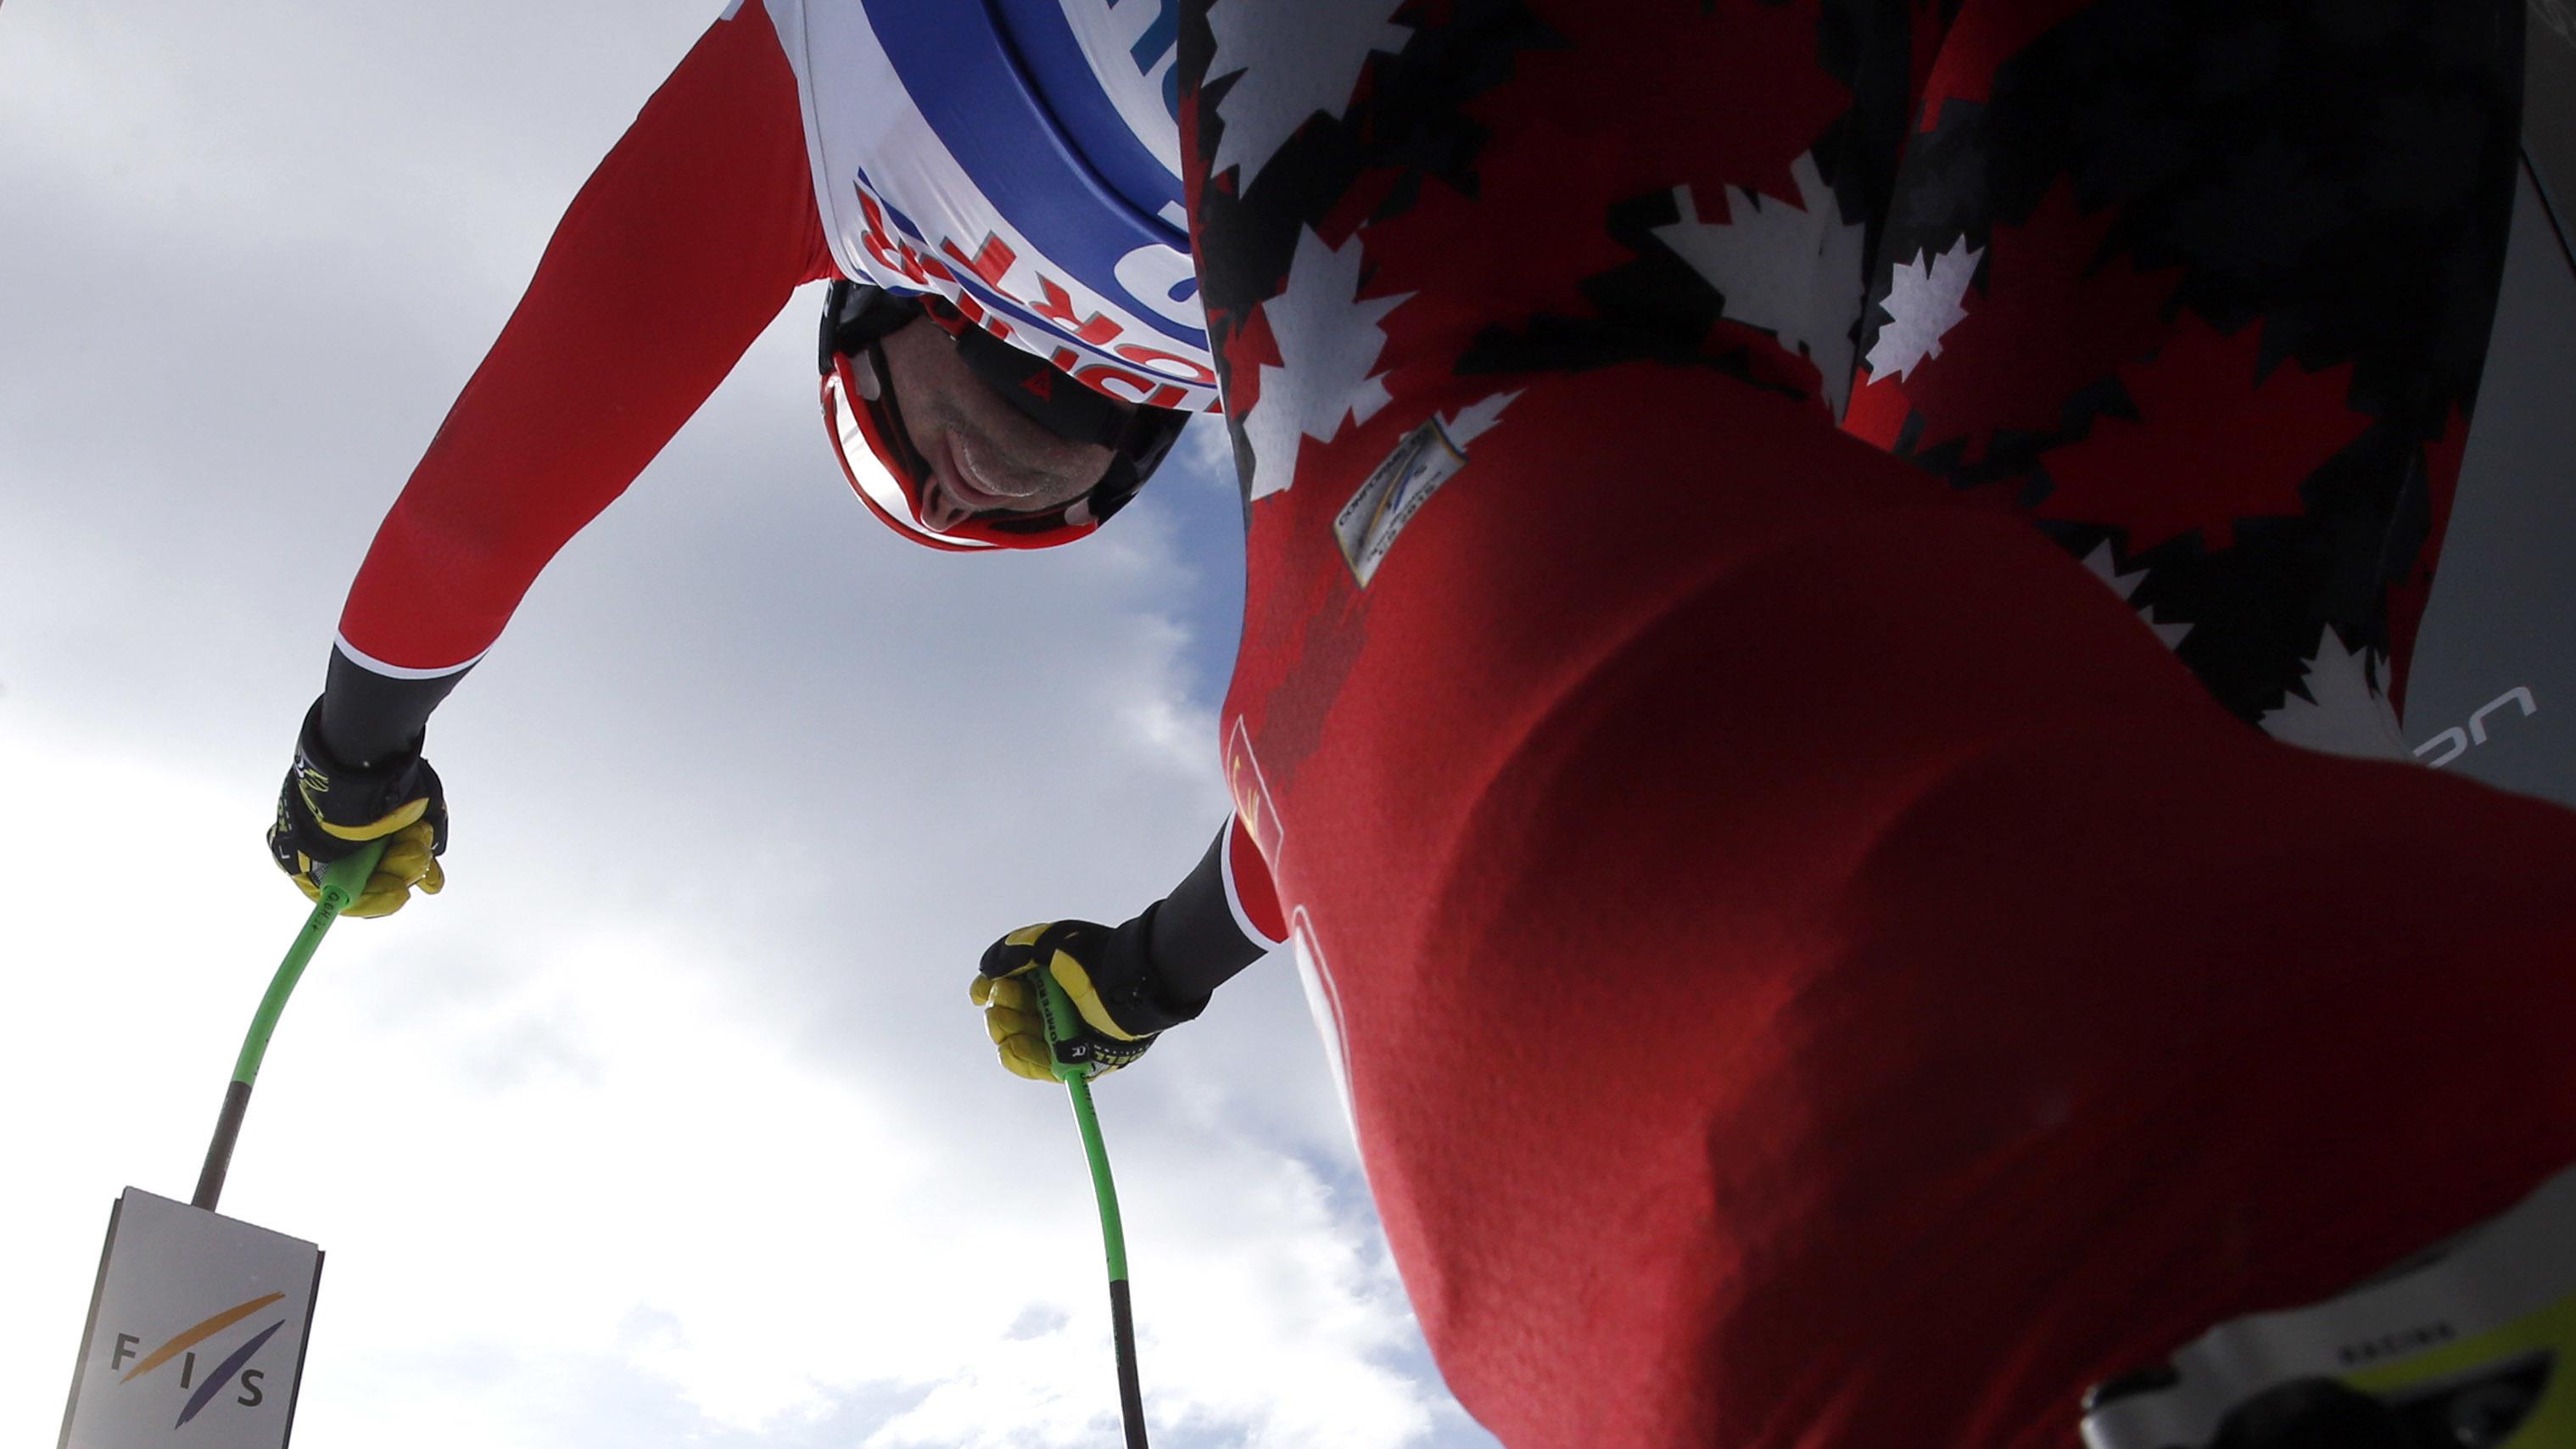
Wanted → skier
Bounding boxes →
[267,0,2576,1443]
[1113,1,2576,1446]
[263,0,1289,1016]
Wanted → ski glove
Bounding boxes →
[972,918,1208,1083]
[266,699,448,918]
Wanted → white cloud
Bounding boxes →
[0,657,1474,1449]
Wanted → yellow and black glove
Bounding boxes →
[265,700,447,918]
[972,918,1209,1083]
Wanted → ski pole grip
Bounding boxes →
[318,840,387,915]
[1036,970,1091,1083]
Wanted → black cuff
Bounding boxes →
[292,697,435,833]
[1143,825,1272,1003]
[1098,903,1215,1036]
[321,645,468,767]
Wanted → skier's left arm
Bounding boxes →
[972,816,1285,1081]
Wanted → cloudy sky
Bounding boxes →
[0,2,1498,1445]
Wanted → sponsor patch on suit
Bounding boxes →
[1334,417,1466,586]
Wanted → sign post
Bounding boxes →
[58,1191,323,1449]
[59,844,382,1449]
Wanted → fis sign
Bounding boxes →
[60,1189,321,1449]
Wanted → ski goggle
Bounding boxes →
[817,281,1188,551]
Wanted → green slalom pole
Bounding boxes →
[1036,971,1149,1449]
[191,841,386,1212]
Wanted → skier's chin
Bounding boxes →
[914,434,1037,533]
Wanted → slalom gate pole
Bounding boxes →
[1035,971,1149,1449]
[193,842,385,1212]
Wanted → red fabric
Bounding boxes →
[338,1,834,670]
[1223,814,1288,945]
[1860,180,2184,472]
[2032,311,2372,554]
[1233,357,2576,1449]
[1187,2,2568,1443]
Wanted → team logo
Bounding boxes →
[1225,716,1283,866]
[1334,417,1466,586]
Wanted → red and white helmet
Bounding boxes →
[818,281,1191,551]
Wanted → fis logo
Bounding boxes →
[109,1292,286,1429]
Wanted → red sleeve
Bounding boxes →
[337,0,835,673]
[1224,814,1287,947]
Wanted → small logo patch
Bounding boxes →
[1225,717,1283,864]
[1334,417,1466,586]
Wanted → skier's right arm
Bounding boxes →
[973,817,1288,1081]
[271,0,835,909]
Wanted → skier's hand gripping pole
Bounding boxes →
[267,700,447,918]
[1037,969,1150,1449]
[193,840,386,1211]
[973,920,1173,1083]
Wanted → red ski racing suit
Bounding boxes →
[1174,2,2576,1445]
[305,0,2574,1441]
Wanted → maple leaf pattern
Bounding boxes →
[1865,237,1981,383]
[1204,0,1411,187]
[1441,389,1522,448]
[1239,226,1412,500]
[2258,628,2407,761]
[1653,152,1869,417]
[2076,542,2191,649]
[2037,312,2371,553]
[1872,182,2182,464]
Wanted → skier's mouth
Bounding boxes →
[938,432,1028,513]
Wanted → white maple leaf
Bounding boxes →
[2258,627,2410,761]
[1440,389,1522,448]
[1205,0,1411,186]
[1653,152,1869,417]
[1241,227,1413,500]
[1866,235,1981,383]
[2076,542,2192,649]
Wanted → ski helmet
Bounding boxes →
[818,280,1191,551]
